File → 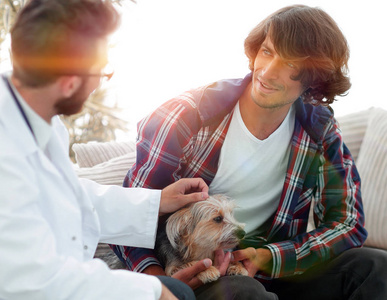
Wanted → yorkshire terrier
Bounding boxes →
[155,194,248,283]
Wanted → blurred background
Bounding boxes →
[1,0,386,149]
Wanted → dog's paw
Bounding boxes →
[227,262,248,276]
[197,266,221,283]
[165,265,180,277]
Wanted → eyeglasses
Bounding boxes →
[82,63,114,82]
[87,70,114,82]
[53,64,114,82]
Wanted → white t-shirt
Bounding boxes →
[209,102,295,234]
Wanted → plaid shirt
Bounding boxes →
[111,73,367,280]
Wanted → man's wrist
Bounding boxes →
[143,264,166,276]
[256,248,273,274]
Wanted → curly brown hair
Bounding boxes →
[244,5,351,105]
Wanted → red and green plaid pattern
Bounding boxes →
[111,74,366,280]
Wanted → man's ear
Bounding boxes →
[57,76,83,98]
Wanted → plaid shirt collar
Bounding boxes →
[192,72,333,143]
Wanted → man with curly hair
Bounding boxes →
[112,5,387,299]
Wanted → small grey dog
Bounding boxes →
[156,194,248,283]
[100,194,248,283]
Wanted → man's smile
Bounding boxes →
[256,77,281,94]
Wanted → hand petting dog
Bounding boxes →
[159,178,209,216]
[103,190,256,291]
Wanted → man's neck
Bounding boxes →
[239,84,292,140]
[10,75,56,123]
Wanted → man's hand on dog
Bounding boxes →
[172,249,231,289]
[172,259,213,290]
[159,178,209,216]
[144,249,231,290]
[231,247,273,277]
[214,249,233,276]
[144,259,214,289]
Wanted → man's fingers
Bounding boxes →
[176,258,212,279]
[231,248,256,262]
[182,191,208,205]
[159,178,209,215]
[194,178,209,194]
[175,178,209,205]
[172,259,212,289]
[181,178,209,194]
[188,259,212,274]
[231,249,246,262]
[214,249,225,266]
[184,259,212,289]
[214,250,231,276]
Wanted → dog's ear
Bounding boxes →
[166,207,193,250]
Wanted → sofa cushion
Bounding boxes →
[356,108,387,250]
[72,140,135,168]
[336,109,371,162]
[74,152,135,186]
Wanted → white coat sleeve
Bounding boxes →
[79,177,162,248]
[0,141,162,300]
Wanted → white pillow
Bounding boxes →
[72,140,135,168]
[356,108,387,250]
[74,152,136,186]
[336,108,371,162]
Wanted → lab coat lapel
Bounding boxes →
[42,129,82,199]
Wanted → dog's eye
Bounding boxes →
[213,216,223,223]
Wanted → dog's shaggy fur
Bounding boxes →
[100,195,248,284]
[156,194,248,283]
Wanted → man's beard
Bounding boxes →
[54,79,88,116]
[250,89,296,111]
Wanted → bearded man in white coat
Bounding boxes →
[0,1,215,299]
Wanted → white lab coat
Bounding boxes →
[0,77,163,299]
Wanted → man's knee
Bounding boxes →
[336,247,387,299]
[157,275,195,300]
[195,276,278,300]
[337,247,387,276]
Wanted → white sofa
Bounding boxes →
[73,107,387,253]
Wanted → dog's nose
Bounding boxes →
[235,228,246,239]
